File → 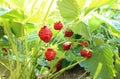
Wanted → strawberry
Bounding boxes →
[62,42,71,50]
[86,51,92,58]
[45,48,56,61]
[80,49,87,57]
[80,49,92,58]
[54,21,63,30]
[81,42,88,47]
[56,59,63,71]
[64,30,73,37]
[56,63,62,71]
[38,26,52,43]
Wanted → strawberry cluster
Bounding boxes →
[38,21,74,44]
[80,49,92,58]
[38,21,92,61]
[80,41,92,58]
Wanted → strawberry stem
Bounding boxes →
[2,20,20,78]
[48,58,87,79]
[42,0,55,25]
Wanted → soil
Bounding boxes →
[57,65,89,79]
[36,65,89,79]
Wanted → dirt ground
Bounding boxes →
[36,65,89,79]
[57,65,89,79]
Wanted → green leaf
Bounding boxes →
[76,0,87,10]
[116,72,120,79]
[0,37,10,47]
[39,66,49,75]
[66,51,76,61]
[9,21,25,37]
[61,59,71,68]
[0,9,27,21]
[115,54,120,79]
[25,22,36,33]
[93,13,120,37]
[27,32,38,42]
[0,8,8,16]
[87,15,103,32]
[93,34,105,46]
[85,0,117,14]
[56,50,65,59]
[57,0,79,21]
[71,22,91,40]
[85,44,115,79]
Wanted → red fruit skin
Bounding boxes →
[56,63,62,71]
[86,51,92,58]
[64,30,73,37]
[45,48,56,61]
[38,26,52,43]
[80,49,87,57]
[81,42,88,47]
[62,42,71,50]
[56,59,63,71]
[54,21,63,30]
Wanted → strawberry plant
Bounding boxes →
[0,0,120,79]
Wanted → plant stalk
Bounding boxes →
[48,58,86,79]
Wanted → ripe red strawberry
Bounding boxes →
[62,42,71,50]
[81,42,88,47]
[56,63,62,71]
[80,49,87,57]
[86,51,92,58]
[64,30,73,37]
[38,26,52,43]
[56,59,63,71]
[54,21,63,30]
[45,48,56,61]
